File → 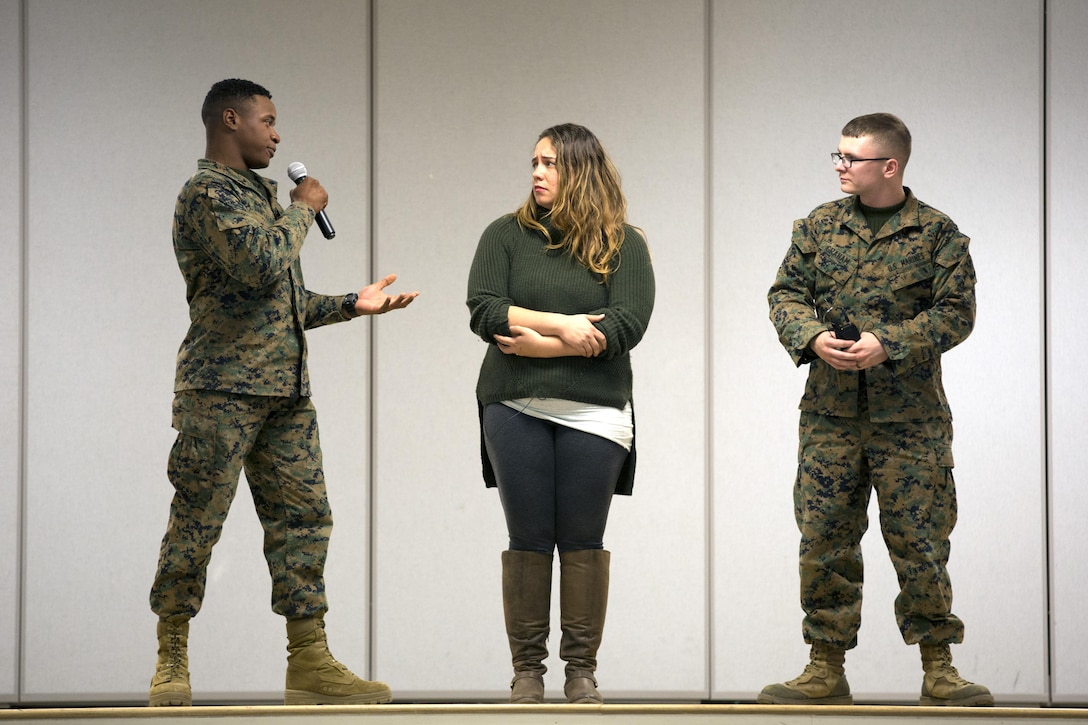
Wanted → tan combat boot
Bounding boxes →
[502,550,553,704]
[757,641,852,705]
[558,549,610,704]
[149,617,192,707]
[284,617,392,705]
[919,643,994,706]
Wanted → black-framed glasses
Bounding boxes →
[831,152,890,169]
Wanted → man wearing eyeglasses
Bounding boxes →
[763,113,992,707]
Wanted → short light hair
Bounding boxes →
[842,112,912,169]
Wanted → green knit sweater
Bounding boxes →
[467,214,655,408]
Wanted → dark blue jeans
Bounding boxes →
[482,403,627,554]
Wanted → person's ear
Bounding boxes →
[222,107,239,130]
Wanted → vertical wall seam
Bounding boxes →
[366,0,378,680]
[703,0,714,702]
[1041,0,1053,704]
[17,0,27,707]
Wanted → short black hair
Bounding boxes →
[201,78,272,128]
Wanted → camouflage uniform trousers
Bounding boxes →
[794,407,965,650]
[150,389,333,619]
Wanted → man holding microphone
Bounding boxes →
[148,78,417,707]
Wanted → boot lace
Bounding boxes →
[784,645,842,687]
[932,662,972,687]
[155,628,186,682]
[167,631,184,675]
[785,659,826,686]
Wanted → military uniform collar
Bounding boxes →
[197,158,279,200]
[841,187,920,242]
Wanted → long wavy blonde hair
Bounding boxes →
[514,123,630,284]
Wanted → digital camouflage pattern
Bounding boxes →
[794,409,962,648]
[151,390,333,619]
[153,159,349,620]
[768,188,976,423]
[173,159,346,398]
[768,189,975,648]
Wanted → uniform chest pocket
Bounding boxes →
[814,249,856,288]
[888,260,934,291]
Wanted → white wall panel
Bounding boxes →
[22,0,372,703]
[710,0,1046,703]
[1048,0,1088,706]
[1,0,23,706]
[3,0,1069,707]
[371,0,709,700]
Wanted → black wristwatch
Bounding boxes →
[341,292,359,319]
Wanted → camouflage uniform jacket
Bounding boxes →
[768,188,976,423]
[173,159,346,397]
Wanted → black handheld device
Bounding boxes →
[832,323,861,341]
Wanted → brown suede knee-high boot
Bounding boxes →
[502,550,553,703]
[559,549,610,704]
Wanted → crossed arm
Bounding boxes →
[493,306,606,358]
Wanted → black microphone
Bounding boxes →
[287,162,335,239]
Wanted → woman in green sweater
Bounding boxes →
[466,123,655,705]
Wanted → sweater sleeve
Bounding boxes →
[466,216,514,343]
[591,227,656,359]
